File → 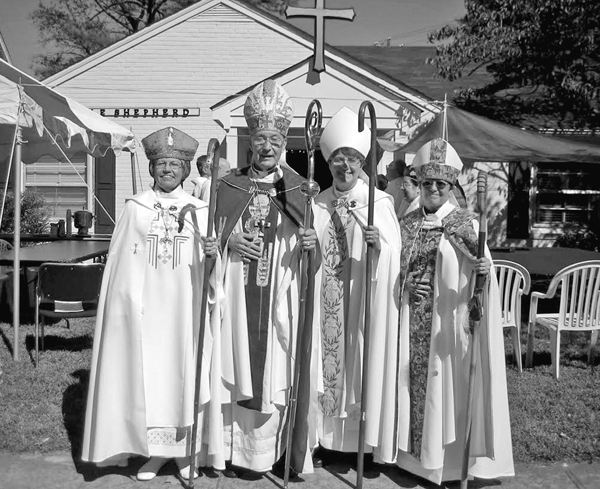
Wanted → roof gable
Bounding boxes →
[41,0,438,112]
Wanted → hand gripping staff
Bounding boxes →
[188,138,221,489]
[356,101,377,489]
[283,99,322,488]
[461,171,488,489]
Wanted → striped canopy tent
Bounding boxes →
[0,58,137,361]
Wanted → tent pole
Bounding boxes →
[12,126,22,361]
[442,94,448,140]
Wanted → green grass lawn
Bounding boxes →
[0,317,599,464]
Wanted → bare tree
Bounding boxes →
[31,0,297,78]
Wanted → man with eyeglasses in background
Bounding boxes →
[300,106,404,470]
[213,80,317,479]
[82,126,223,481]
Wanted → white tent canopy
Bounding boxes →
[0,60,135,165]
[0,59,136,361]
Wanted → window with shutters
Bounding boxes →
[24,153,90,220]
[533,163,600,225]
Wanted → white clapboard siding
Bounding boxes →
[50,2,312,220]
[26,153,88,220]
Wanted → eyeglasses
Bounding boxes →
[402,180,417,189]
[155,161,184,170]
[330,155,362,168]
[251,135,285,149]
[421,180,450,190]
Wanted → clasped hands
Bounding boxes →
[406,257,491,304]
[297,225,380,251]
[228,232,263,264]
[228,229,319,263]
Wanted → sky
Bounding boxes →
[0,0,466,76]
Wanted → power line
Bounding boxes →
[373,22,457,46]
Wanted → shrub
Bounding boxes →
[0,189,51,234]
[553,226,599,251]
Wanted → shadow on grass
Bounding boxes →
[62,369,89,463]
[24,331,93,353]
[0,321,14,357]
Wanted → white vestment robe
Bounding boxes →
[310,180,408,463]
[396,201,514,484]
[81,187,223,469]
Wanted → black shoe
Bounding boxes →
[271,463,299,481]
[311,446,330,468]
[221,467,238,478]
[239,469,264,481]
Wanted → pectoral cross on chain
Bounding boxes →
[286,0,355,72]
[256,218,271,239]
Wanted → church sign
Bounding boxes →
[94,108,200,118]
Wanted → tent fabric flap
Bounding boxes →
[0,58,136,165]
[400,105,600,164]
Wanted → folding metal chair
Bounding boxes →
[34,262,105,366]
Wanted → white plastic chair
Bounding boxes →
[495,259,531,372]
[526,260,600,379]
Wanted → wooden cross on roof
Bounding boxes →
[286,0,356,73]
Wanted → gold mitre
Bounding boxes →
[244,79,294,136]
[412,138,463,184]
[319,107,371,161]
[142,126,199,161]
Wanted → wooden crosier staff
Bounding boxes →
[188,138,221,489]
[356,101,377,489]
[283,99,322,488]
[461,171,488,489]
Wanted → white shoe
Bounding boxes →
[137,457,167,481]
[176,457,198,480]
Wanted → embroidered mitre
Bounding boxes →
[141,126,199,161]
[412,138,463,184]
[244,79,294,137]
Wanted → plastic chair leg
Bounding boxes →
[589,330,598,366]
[526,322,535,368]
[511,325,522,373]
[550,329,560,380]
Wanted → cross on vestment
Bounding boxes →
[286,0,356,72]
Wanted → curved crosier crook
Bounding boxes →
[301,99,323,201]
[283,99,322,488]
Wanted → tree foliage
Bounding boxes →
[31,0,296,78]
[0,189,51,234]
[428,0,600,129]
